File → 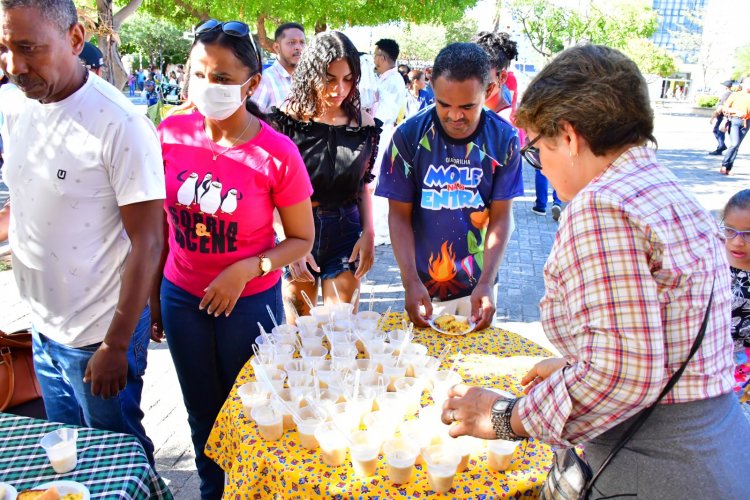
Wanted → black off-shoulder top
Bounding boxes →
[268,108,382,208]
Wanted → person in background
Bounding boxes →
[358,52,377,114]
[709,80,735,155]
[142,79,160,107]
[79,41,104,77]
[155,19,314,498]
[720,189,750,420]
[251,22,305,113]
[168,70,178,85]
[0,0,164,465]
[720,76,750,176]
[268,31,380,317]
[472,31,517,121]
[175,63,185,84]
[443,44,750,498]
[423,65,435,103]
[398,63,410,85]
[137,67,146,90]
[127,71,136,96]
[405,69,430,118]
[372,38,406,245]
[375,43,522,327]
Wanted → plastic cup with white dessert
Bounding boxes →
[292,405,327,450]
[251,401,285,442]
[394,376,427,415]
[486,439,520,471]
[310,305,332,326]
[272,388,301,431]
[430,370,462,407]
[295,315,319,335]
[315,421,349,466]
[349,430,381,477]
[399,419,432,466]
[422,443,461,494]
[381,357,409,391]
[237,382,270,421]
[383,437,420,484]
[40,428,78,474]
[299,344,328,369]
[271,324,298,347]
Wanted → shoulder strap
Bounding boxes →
[586,281,715,494]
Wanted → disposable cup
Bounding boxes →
[315,421,349,466]
[486,439,520,471]
[284,359,313,387]
[237,382,270,421]
[40,428,78,474]
[400,419,432,465]
[330,343,358,360]
[331,402,360,433]
[255,336,275,357]
[363,410,399,442]
[381,358,409,391]
[272,388,300,431]
[293,406,327,450]
[272,324,298,347]
[330,302,355,321]
[400,343,428,377]
[373,391,408,419]
[387,329,414,355]
[422,444,461,494]
[295,315,319,334]
[383,437,420,484]
[349,430,381,477]
[287,376,315,400]
[256,367,287,393]
[430,370,462,406]
[445,434,479,472]
[412,355,440,386]
[356,311,381,332]
[300,345,328,369]
[394,377,427,414]
[370,347,396,373]
[251,401,284,442]
[310,305,332,326]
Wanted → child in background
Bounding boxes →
[721,189,750,420]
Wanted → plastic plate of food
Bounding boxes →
[0,482,18,500]
[429,314,476,335]
[20,481,90,500]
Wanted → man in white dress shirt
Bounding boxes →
[252,22,305,113]
[371,39,407,245]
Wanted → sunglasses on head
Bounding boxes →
[195,19,258,56]
[521,134,542,170]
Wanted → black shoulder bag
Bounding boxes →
[540,285,714,500]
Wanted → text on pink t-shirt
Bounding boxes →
[158,112,312,298]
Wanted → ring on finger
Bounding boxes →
[449,409,457,422]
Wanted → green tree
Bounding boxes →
[622,39,678,79]
[445,17,479,45]
[509,0,657,60]
[733,44,750,79]
[119,12,192,68]
[140,0,480,52]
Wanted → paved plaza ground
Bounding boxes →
[1,109,748,497]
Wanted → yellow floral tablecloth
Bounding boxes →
[206,313,554,499]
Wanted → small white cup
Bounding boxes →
[40,428,78,474]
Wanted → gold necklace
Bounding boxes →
[205,116,254,161]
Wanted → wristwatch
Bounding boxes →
[257,254,272,277]
[491,397,524,441]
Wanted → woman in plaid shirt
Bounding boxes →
[443,45,750,498]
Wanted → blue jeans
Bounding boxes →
[533,168,561,211]
[722,117,749,171]
[283,204,362,281]
[31,307,154,466]
[713,115,726,151]
[161,278,283,500]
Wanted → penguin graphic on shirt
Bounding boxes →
[176,172,199,207]
[200,181,223,215]
[220,189,241,215]
[197,173,213,203]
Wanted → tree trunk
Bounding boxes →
[256,15,275,53]
[314,20,327,33]
[96,0,142,90]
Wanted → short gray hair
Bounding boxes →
[0,0,77,33]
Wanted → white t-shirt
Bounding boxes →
[1,73,165,347]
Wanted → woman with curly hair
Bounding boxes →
[268,31,381,315]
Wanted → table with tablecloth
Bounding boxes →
[0,413,172,499]
[206,312,555,499]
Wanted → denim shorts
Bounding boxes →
[285,204,362,281]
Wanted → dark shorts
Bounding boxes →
[285,204,362,281]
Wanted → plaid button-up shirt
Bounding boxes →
[251,60,292,114]
[518,146,735,448]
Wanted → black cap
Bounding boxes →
[80,42,104,69]
[721,80,734,88]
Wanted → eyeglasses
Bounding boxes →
[195,19,258,57]
[719,224,750,243]
[521,134,542,170]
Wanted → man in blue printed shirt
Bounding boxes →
[375,43,523,330]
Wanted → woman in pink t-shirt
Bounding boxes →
[153,20,314,498]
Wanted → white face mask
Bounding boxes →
[190,76,252,121]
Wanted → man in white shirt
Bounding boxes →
[251,22,305,113]
[0,0,165,465]
[371,39,407,245]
